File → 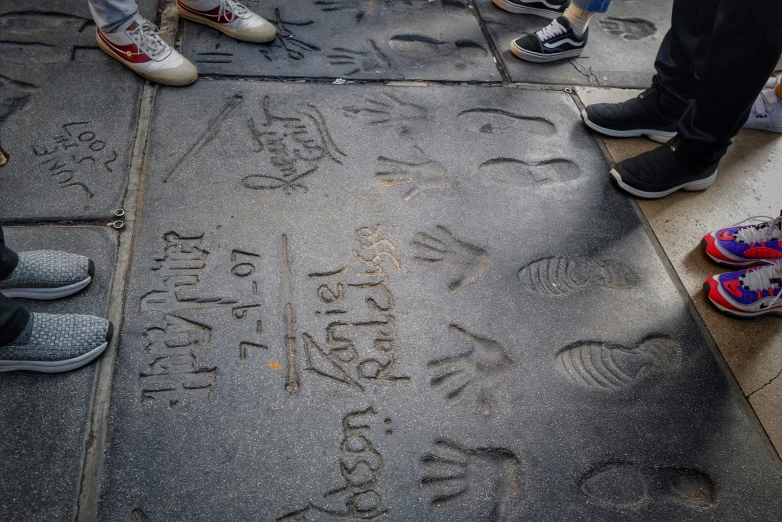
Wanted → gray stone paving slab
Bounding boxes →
[182,0,501,81]
[0,0,156,222]
[98,81,782,521]
[474,0,672,88]
[0,226,116,522]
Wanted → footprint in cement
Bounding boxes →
[598,17,657,40]
[478,157,579,185]
[555,336,682,390]
[518,256,639,297]
[580,462,715,509]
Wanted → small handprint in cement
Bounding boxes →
[428,325,513,415]
[411,226,489,292]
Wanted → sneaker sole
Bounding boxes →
[0,276,92,300]
[177,7,276,43]
[743,122,782,133]
[96,36,198,87]
[703,280,782,319]
[582,109,676,143]
[510,41,583,63]
[492,0,562,18]
[610,168,717,199]
[0,340,108,373]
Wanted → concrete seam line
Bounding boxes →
[74,82,157,522]
[466,0,512,84]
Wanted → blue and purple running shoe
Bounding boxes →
[704,261,782,318]
[701,212,782,267]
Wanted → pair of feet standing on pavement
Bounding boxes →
[0,249,112,373]
[493,0,782,137]
[97,0,276,86]
[492,0,782,317]
[580,75,782,318]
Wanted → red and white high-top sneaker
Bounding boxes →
[97,20,198,86]
[177,0,276,43]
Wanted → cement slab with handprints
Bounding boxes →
[94,80,782,521]
[182,0,502,81]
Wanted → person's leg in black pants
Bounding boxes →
[582,0,782,198]
[0,227,30,346]
[655,0,782,164]
[651,0,719,120]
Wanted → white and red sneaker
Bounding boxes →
[704,261,782,319]
[177,0,276,43]
[97,21,198,87]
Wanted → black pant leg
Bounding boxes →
[0,293,29,346]
[676,0,782,163]
[0,226,19,280]
[651,0,720,119]
[0,228,29,345]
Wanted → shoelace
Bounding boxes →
[536,20,567,41]
[733,211,782,244]
[752,87,781,115]
[219,0,251,20]
[740,261,782,309]
[128,21,170,59]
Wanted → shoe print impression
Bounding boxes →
[517,256,638,297]
[597,17,657,41]
[477,157,580,186]
[555,336,682,391]
[579,461,715,510]
[0,313,112,373]
[387,33,489,64]
[702,212,782,267]
[704,261,782,318]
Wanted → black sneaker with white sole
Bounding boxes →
[510,16,587,63]
[610,138,719,199]
[492,0,569,19]
[582,86,679,143]
[0,250,94,300]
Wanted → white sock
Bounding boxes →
[563,4,593,36]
